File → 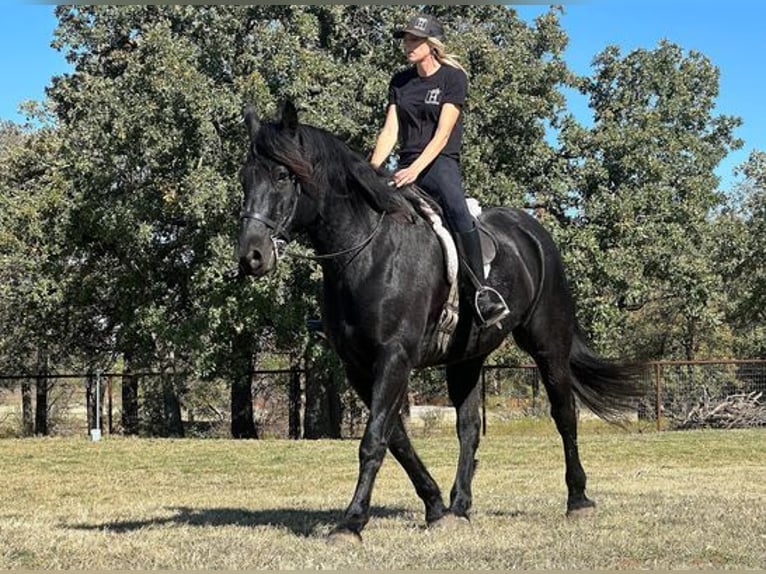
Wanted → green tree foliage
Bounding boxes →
[556,42,742,360]
[0,119,74,434]
[0,123,70,371]
[432,6,571,207]
[715,151,766,358]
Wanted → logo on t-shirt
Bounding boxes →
[424,87,441,105]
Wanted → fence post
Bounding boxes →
[85,373,92,435]
[654,362,662,432]
[481,367,487,436]
[288,368,302,440]
[107,375,113,435]
[90,371,102,441]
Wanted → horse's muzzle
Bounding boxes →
[238,247,273,278]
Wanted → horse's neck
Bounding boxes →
[308,196,383,273]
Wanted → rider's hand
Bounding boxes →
[392,166,421,188]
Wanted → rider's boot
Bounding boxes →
[454,225,511,328]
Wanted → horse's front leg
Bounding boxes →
[387,415,448,524]
[345,365,448,529]
[330,345,412,543]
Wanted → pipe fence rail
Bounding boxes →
[1,360,764,438]
[480,360,766,431]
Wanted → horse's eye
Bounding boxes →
[274,167,290,183]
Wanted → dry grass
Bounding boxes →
[0,421,764,569]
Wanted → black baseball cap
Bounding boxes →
[393,14,444,41]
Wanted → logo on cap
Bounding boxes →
[414,17,428,32]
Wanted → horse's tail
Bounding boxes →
[569,327,648,424]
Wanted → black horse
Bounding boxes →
[237,101,645,543]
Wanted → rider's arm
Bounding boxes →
[370,104,399,169]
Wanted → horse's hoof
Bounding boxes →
[429,512,470,529]
[327,529,363,546]
[566,501,597,519]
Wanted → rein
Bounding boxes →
[239,176,386,265]
[281,211,386,262]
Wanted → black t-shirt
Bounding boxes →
[388,65,467,166]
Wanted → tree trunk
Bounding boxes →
[303,344,342,439]
[231,374,257,438]
[34,347,49,436]
[106,376,113,435]
[230,329,257,439]
[85,372,98,433]
[121,355,140,435]
[304,367,342,439]
[21,380,33,436]
[163,374,184,438]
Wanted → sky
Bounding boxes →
[1,1,764,191]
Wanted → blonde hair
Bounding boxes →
[427,37,467,75]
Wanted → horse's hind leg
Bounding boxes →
[445,355,486,519]
[541,359,594,515]
[538,359,596,514]
[514,329,594,515]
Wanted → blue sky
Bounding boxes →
[1,1,763,191]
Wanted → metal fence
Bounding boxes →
[648,360,766,430]
[0,369,367,439]
[478,360,766,431]
[0,370,303,439]
[1,360,764,437]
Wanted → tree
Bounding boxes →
[50,6,257,435]
[716,151,766,358]
[443,6,571,209]
[556,41,742,360]
[0,119,73,435]
[303,337,343,439]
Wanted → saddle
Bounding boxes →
[466,198,498,276]
[408,195,498,354]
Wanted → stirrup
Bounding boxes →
[474,286,510,329]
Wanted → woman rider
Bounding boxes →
[370,13,510,328]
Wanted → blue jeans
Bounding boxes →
[414,156,475,234]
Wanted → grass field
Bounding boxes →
[0,420,764,569]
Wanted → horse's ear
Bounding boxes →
[243,105,260,143]
[279,100,299,132]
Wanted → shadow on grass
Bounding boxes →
[63,505,411,537]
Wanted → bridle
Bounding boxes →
[239,171,386,266]
[240,173,301,238]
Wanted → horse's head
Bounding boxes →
[237,101,305,278]
[238,100,421,279]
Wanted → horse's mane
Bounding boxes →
[253,121,441,222]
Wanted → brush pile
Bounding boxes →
[676,391,766,429]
